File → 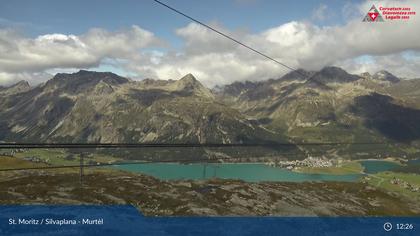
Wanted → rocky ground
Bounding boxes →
[0,169,419,216]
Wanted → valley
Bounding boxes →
[1,148,419,217]
[1,156,420,216]
[1,66,420,216]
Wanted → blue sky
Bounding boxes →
[0,0,419,86]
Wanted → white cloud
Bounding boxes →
[0,25,160,85]
[312,4,329,21]
[1,0,420,87]
[0,71,52,86]
[337,52,420,78]
[130,0,420,86]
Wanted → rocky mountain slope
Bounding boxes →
[0,70,283,145]
[0,80,30,96]
[215,67,420,155]
[1,67,420,157]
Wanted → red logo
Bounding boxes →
[368,12,379,21]
[363,5,384,22]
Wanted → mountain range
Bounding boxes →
[0,70,282,145]
[1,67,420,156]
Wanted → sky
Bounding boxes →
[0,0,419,87]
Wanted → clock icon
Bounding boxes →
[384,222,393,232]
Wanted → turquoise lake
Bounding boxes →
[408,159,420,164]
[114,163,362,182]
[359,160,400,174]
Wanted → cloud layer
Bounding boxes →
[0,26,159,85]
[0,0,420,86]
[134,0,420,86]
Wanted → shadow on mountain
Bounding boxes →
[0,87,75,141]
[350,93,420,142]
[0,121,8,140]
[128,89,193,106]
[249,118,273,125]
